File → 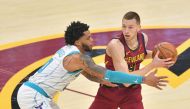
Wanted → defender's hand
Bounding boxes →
[143,69,168,90]
[101,80,118,87]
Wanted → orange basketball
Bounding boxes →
[152,42,178,62]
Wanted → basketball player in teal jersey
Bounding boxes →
[90,12,175,109]
[17,21,170,109]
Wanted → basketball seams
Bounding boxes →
[159,43,177,58]
[157,44,167,59]
[158,43,178,62]
[152,42,177,62]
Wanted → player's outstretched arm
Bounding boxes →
[79,54,144,84]
[81,71,118,87]
[63,53,143,84]
[63,53,168,89]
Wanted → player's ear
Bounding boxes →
[75,40,81,46]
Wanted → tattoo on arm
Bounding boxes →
[80,54,107,78]
[82,71,102,83]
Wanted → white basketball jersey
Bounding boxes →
[29,45,82,98]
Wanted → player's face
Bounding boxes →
[78,30,94,52]
[122,19,141,41]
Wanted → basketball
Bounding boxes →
[152,42,178,62]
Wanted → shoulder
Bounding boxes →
[106,38,125,57]
[63,53,80,63]
[141,32,148,46]
[63,53,82,70]
[63,53,96,72]
[63,53,93,66]
[107,39,123,50]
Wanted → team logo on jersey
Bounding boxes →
[128,64,136,72]
[35,103,43,109]
[125,53,145,63]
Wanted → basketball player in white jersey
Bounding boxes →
[17,21,170,109]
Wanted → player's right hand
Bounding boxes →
[152,51,175,68]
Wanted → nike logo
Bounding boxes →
[134,78,138,83]
[104,77,109,80]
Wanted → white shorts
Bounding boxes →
[17,84,60,109]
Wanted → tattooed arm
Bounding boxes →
[63,53,168,89]
[81,71,118,87]
[81,71,102,83]
[63,53,107,79]
[79,54,108,79]
[63,53,119,86]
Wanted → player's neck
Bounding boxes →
[78,47,85,54]
[125,35,138,50]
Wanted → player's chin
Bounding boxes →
[90,47,93,51]
[125,35,132,40]
[85,47,93,52]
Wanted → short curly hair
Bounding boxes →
[65,21,89,45]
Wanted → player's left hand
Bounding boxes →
[101,80,118,87]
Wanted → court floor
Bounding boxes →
[0,0,190,109]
